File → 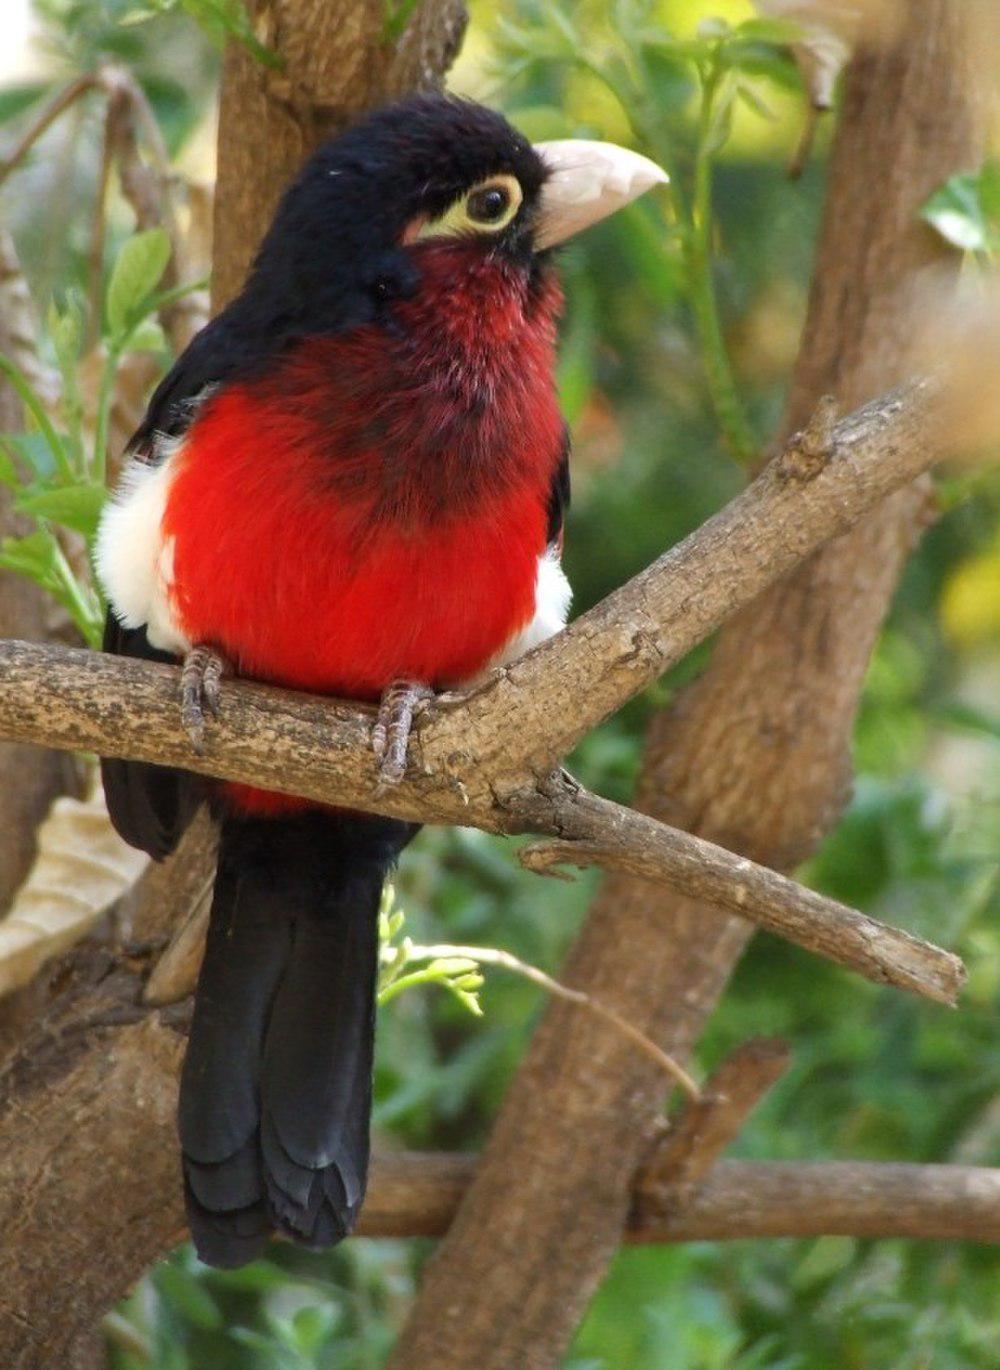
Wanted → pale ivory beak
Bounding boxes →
[532,141,669,249]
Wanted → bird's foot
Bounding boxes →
[371,680,433,788]
[180,644,230,754]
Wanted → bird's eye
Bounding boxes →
[411,174,524,243]
[467,184,510,224]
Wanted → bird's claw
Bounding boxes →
[371,680,433,787]
[180,645,230,754]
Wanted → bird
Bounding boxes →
[96,94,667,1268]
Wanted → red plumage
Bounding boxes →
[162,242,564,812]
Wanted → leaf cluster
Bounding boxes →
[0,227,197,644]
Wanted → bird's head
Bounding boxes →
[243,95,667,331]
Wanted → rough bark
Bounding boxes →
[357,1154,1000,1245]
[0,628,966,1007]
[389,5,985,1366]
[0,984,184,1369]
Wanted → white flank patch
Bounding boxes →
[95,442,191,654]
[478,549,572,679]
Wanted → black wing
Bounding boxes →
[546,424,571,549]
[101,617,201,859]
[101,315,246,858]
[545,424,569,548]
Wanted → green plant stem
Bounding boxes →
[92,343,121,486]
[584,50,758,465]
[51,538,100,645]
[403,941,701,1096]
[378,965,458,1007]
[686,68,758,465]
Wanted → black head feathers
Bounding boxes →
[130,97,547,448]
[245,96,547,320]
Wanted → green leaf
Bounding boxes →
[0,432,60,480]
[0,448,17,487]
[383,0,422,42]
[704,75,737,156]
[0,356,74,479]
[291,1304,336,1353]
[119,0,176,24]
[155,1261,224,1331]
[128,318,168,353]
[0,83,50,127]
[15,482,107,539]
[180,0,282,68]
[733,16,803,45]
[0,529,60,584]
[935,701,1000,743]
[47,291,85,374]
[920,164,1000,254]
[734,77,776,121]
[977,157,1000,221]
[106,229,172,339]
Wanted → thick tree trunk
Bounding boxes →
[388,4,984,1366]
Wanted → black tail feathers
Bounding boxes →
[179,810,415,1268]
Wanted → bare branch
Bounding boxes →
[0,641,966,1003]
[418,381,945,798]
[520,790,966,1005]
[359,1153,1000,1245]
[639,1037,790,1208]
[0,76,98,191]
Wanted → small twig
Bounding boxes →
[0,75,98,191]
[519,786,966,1008]
[407,942,702,1098]
[637,1037,790,1214]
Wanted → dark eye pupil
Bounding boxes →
[467,186,510,224]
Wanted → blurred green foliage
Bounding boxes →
[0,0,997,1365]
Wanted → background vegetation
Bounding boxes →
[0,0,997,1364]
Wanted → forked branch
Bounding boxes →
[0,378,968,1005]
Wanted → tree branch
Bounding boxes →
[416,381,945,801]
[638,1037,790,1209]
[0,379,946,837]
[358,1153,1000,1244]
[519,790,965,1004]
[0,642,966,1004]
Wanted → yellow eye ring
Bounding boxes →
[414,174,523,242]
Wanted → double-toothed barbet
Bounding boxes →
[97,94,666,1267]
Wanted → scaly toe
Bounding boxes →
[371,680,432,788]
[180,645,230,753]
